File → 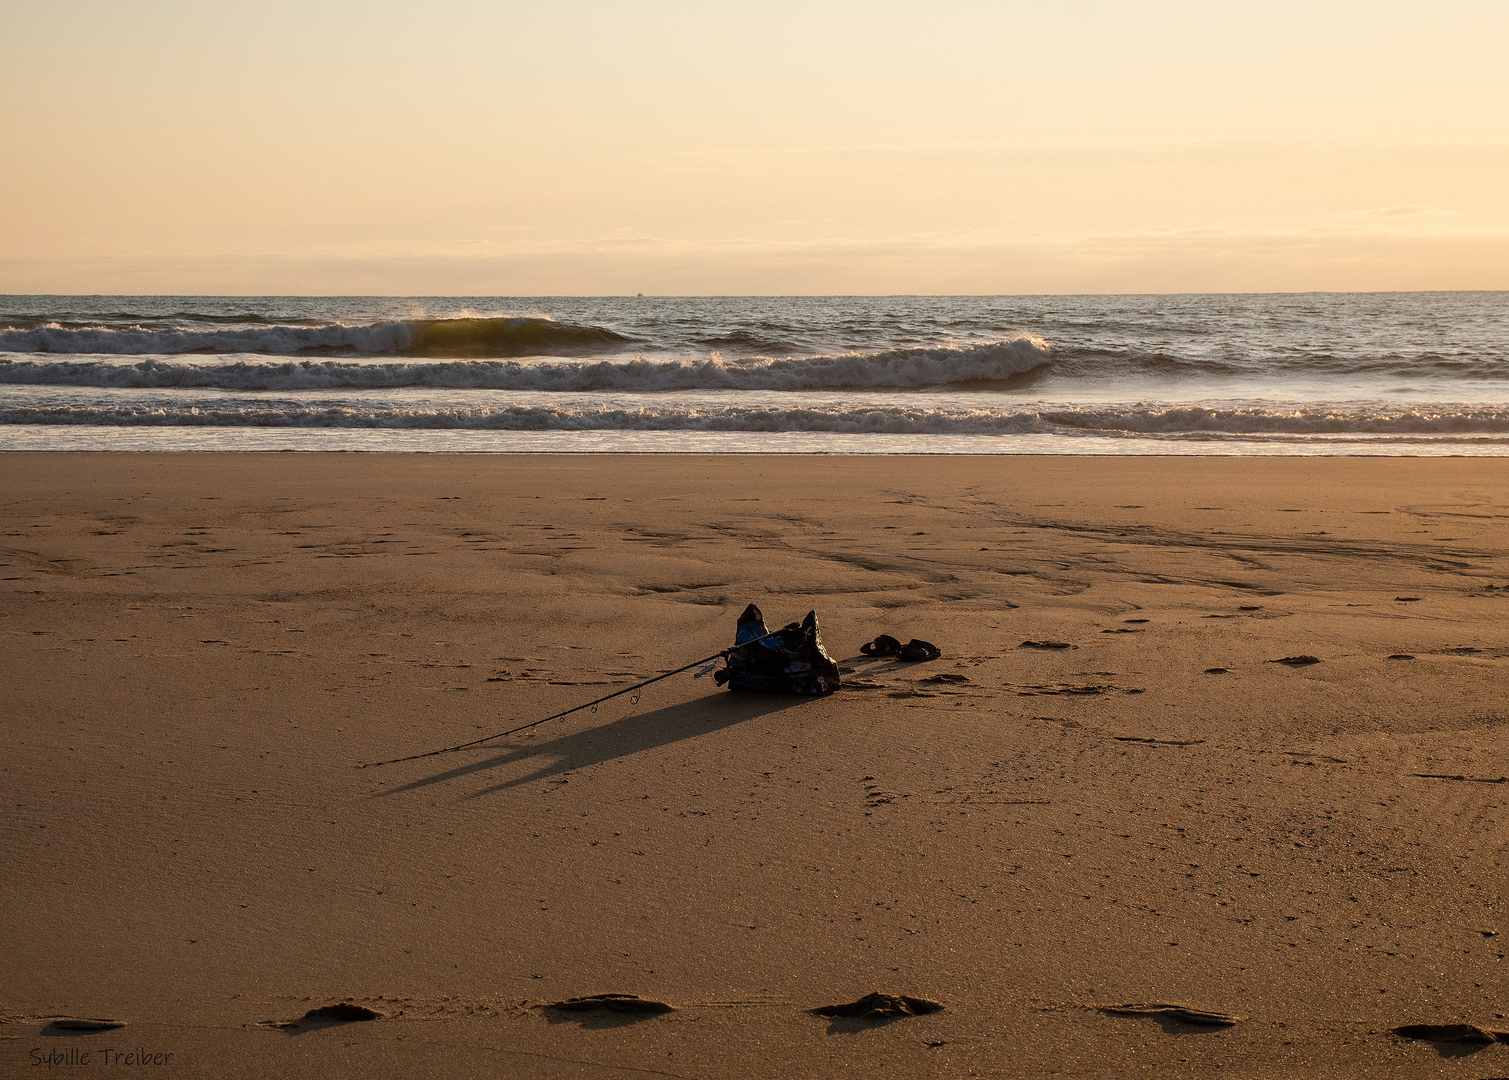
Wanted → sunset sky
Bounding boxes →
[4,0,1506,294]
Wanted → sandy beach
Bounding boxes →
[3,452,1507,1079]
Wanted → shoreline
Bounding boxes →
[5,437,1508,457]
[5,447,1509,454]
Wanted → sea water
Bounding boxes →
[1,293,1504,454]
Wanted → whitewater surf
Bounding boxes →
[1,293,1505,454]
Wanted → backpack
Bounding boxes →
[715,604,841,696]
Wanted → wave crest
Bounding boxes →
[5,399,1506,436]
[0,316,634,359]
[0,338,1053,391]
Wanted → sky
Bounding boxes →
[3,0,1506,294]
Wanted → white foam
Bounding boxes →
[4,398,1507,437]
[0,338,1054,391]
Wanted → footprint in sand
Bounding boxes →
[811,993,943,1021]
[1270,655,1321,666]
[547,994,674,1015]
[301,1004,382,1023]
[43,1019,126,1033]
[1114,736,1204,747]
[1099,1004,1241,1030]
[1392,1023,1509,1046]
[1020,640,1075,650]
[262,1002,383,1031]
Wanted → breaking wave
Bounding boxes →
[5,400,1507,437]
[4,294,1504,454]
[0,316,634,358]
[0,338,1054,392]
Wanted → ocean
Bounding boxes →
[1,293,1505,454]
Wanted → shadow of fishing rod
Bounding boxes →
[358,629,785,770]
[375,692,807,799]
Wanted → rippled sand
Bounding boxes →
[4,454,1507,1078]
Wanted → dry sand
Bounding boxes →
[3,453,1507,1079]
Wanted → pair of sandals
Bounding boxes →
[860,634,942,662]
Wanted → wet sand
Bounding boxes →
[3,453,1508,1078]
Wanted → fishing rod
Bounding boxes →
[358,628,785,769]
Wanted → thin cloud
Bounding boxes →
[5,224,1508,294]
[1339,205,1462,219]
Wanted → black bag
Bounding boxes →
[716,604,841,696]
